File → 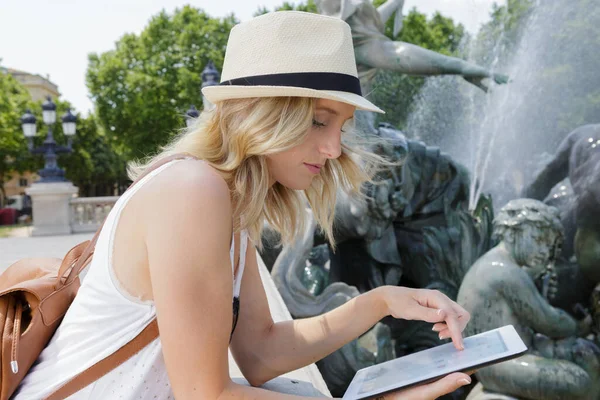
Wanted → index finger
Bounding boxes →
[442,308,464,350]
[450,301,470,332]
[415,290,466,350]
[428,292,464,349]
[436,291,470,333]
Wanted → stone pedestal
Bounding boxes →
[26,182,78,236]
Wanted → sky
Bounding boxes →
[0,0,505,115]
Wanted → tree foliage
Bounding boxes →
[85,2,466,158]
[55,109,129,197]
[86,6,237,160]
[254,0,317,16]
[0,71,37,200]
[470,0,534,65]
[0,67,127,199]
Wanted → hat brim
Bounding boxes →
[202,85,384,114]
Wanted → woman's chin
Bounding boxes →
[276,176,314,191]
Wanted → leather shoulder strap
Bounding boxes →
[44,320,159,400]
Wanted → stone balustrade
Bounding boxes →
[70,196,119,233]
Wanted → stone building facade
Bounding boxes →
[5,68,60,102]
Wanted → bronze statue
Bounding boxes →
[458,199,600,400]
[522,124,600,284]
[315,0,508,93]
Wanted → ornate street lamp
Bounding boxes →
[20,96,77,183]
[201,61,220,88]
[201,61,220,111]
[42,96,57,124]
[185,105,200,128]
[20,109,37,138]
[62,108,77,137]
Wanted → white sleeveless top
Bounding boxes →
[14,159,248,400]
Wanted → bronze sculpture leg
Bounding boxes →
[477,353,595,400]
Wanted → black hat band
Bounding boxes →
[220,72,362,96]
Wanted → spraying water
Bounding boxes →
[405,0,600,210]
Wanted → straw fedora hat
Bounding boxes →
[201,11,384,114]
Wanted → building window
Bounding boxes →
[19,178,28,187]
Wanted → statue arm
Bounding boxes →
[521,131,575,199]
[355,41,508,87]
[377,0,405,27]
[500,268,578,338]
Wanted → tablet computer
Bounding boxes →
[343,325,528,400]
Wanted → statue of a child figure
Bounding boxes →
[458,199,600,400]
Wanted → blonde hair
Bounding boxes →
[129,97,384,249]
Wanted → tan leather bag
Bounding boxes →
[0,153,192,400]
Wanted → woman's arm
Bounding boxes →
[231,244,388,386]
[231,243,469,387]
[143,162,327,399]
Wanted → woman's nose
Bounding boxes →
[319,128,342,159]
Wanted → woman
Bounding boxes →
[15,11,471,400]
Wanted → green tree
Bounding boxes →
[254,0,317,16]
[0,70,37,203]
[55,111,129,197]
[399,10,465,55]
[0,73,127,201]
[369,7,466,129]
[471,0,534,65]
[372,0,465,51]
[87,2,463,156]
[86,6,237,160]
[24,99,128,197]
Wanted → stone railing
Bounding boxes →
[70,196,119,233]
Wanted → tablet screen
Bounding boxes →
[344,326,525,400]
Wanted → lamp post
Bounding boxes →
[201,61,220,111]
[185,61,220,126]
[20,96,77,183]
[20,97,80,236]
[185,105,200,128]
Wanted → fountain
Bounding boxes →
[405,0,600,210]
[263,0,600,397]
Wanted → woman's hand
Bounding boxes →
[380,372,472,400]
[378,286,470,350]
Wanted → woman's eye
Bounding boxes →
[312,119,326,128]
[313,118,346,133]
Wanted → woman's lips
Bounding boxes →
[304,163,322,174]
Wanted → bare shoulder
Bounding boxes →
[136,159,233,251]
[147,159,229,201]
[138,159,231,221]
[140,158,234,300]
